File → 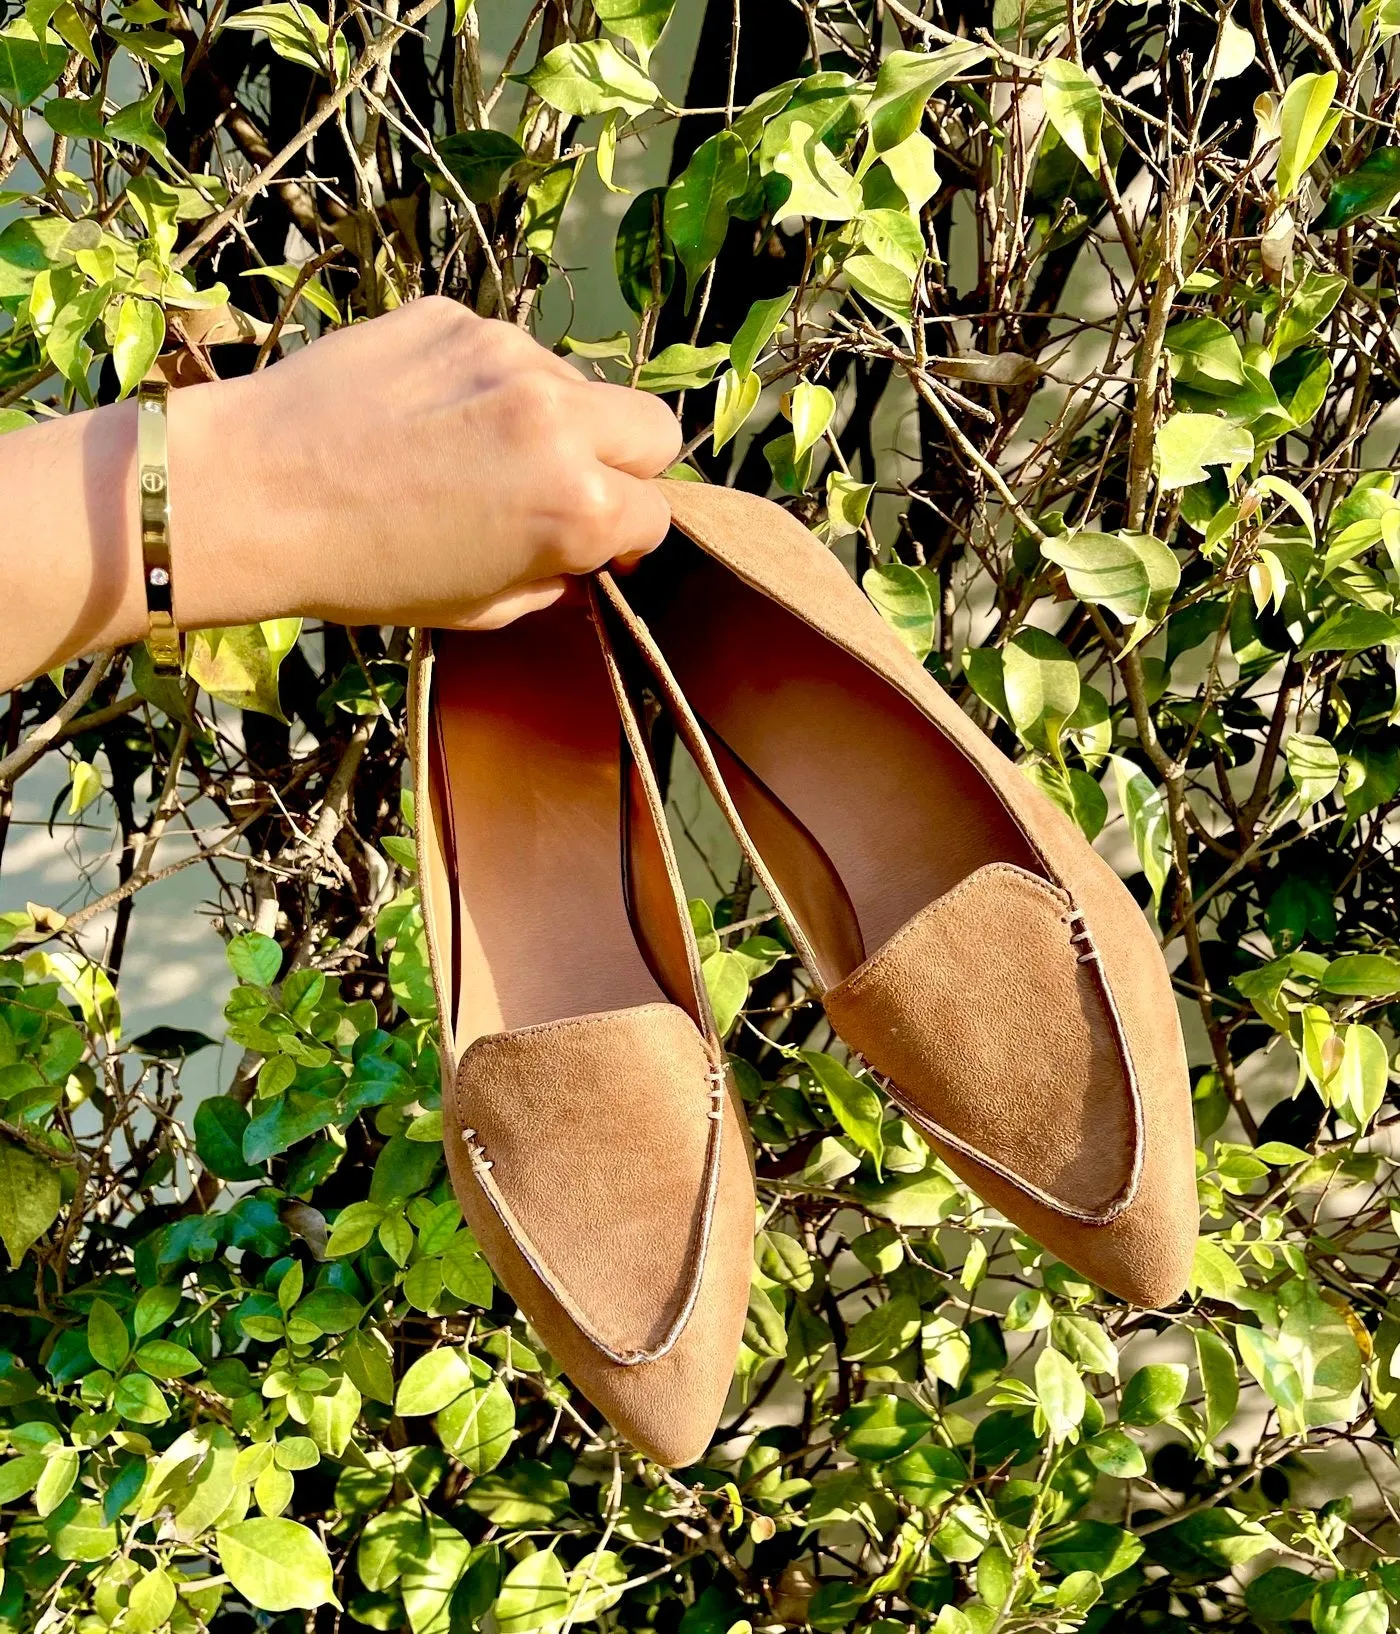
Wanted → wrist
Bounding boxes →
[167,370,320,630]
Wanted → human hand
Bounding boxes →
[171,298,682,633]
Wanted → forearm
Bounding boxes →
[0,379,295,694]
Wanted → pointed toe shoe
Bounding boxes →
[600,478,1198,1308]
[410,588,754,1463]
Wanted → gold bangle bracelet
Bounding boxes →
[137,379,183,677]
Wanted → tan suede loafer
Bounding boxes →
[408,586,754,1465]
[600,478,1198,1309]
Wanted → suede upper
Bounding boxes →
[635,479,1199,1307]
[409,595,757,1467]
[825,862,1139,1221]
[443,1002,754,1466]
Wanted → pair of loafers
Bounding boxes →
[409,479,1199,1467]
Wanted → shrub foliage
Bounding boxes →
[3,0,1400,1631]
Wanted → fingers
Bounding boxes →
[450,578,570,631]
[556,464,673,574]
[580,381,683,477]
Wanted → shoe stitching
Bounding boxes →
[452,1024,729,1367]
[830,870,1145,1224]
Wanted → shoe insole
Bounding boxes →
[647,551,1037,982]
[430,605,666,1046]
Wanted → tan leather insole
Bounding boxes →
[649,555,1037,982]
[430,607,666,1045]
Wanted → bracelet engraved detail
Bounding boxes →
[137,378,182,677]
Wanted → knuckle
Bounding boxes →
[566,467,616,533]
[416,293,469,328]
[506,369,564,422]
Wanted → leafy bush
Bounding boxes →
[3,1,1400,1632]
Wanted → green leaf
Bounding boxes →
[227,932,282,987]
[838,1395,932,1461]
[1110,756,1172,912]
[1191,1235,1246,1299]
[1155,413,1253,488]
[494,1548,569,1634]
[701,949,749,1036]
[1337,1023,1389,1128]
[0,1138,61,1266]
[188,620,302,720]
[1023,761,1108,840]
[1236,1322,1306,1429]
[1277,71,1340,199]
[66,757,102,815]
[730,289,795,378]
[1299,604,1400,655]
[421,130,524,204]
[111,297,164,399]
[770,120,862,222]
[117,27,185,105]
[744,1284,786,1357]
[789,380,835,459]
[844,1294,922,1363]
[521,39,659,117]
[1084,1428,1146,1478]
[1194,1325,1239,1441]
[1051,1312,1118,1376]
[126,1568,177,1634]
[400,1518,472,1634]
[664,131,748,298]
[857,207,923,277]
[1042,59,1103,171]
[826,471,874,538]
[1275,270,1346,357]
[1120,1361,1187,1426]
[0,1454,45,1503]
[1244,1565,1316,1623]
[1040,530,1179,624]
[105,86,169,162]
[49,1500,118,1561]
[637,341,730,393]
[1311,1577,1386,1634]
[194,1096,261,1180]
[878,129,940,211]
[396,1346,473,1416]
[342,1328,396,1405]
[1320,953,1400,997]
[114,1371,169,1424]
[843,252,913,329]
[437,1378,516,1474]
[0,20,66,107]
[87,1298,130,1371]
[217,1518,338,1612]
[1316,147,1400,229]
[863,562,935,661]
[864,43,987,152]
[47,285,106,389]
[1163,316,1245,390]
[1035,1345,1087,1441]
[220,4,347,79]
[800,1050,885,1172]
[713,368,760,454]
[614,186,674,314]
[593,0,675,66]
[1041,1520,1143,1580]
[134,1340,201,1379]
[34,1447,79,1516]
[358,1507,425,1593]
[1002,627,1080,755]
[1286,733,1340,809]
